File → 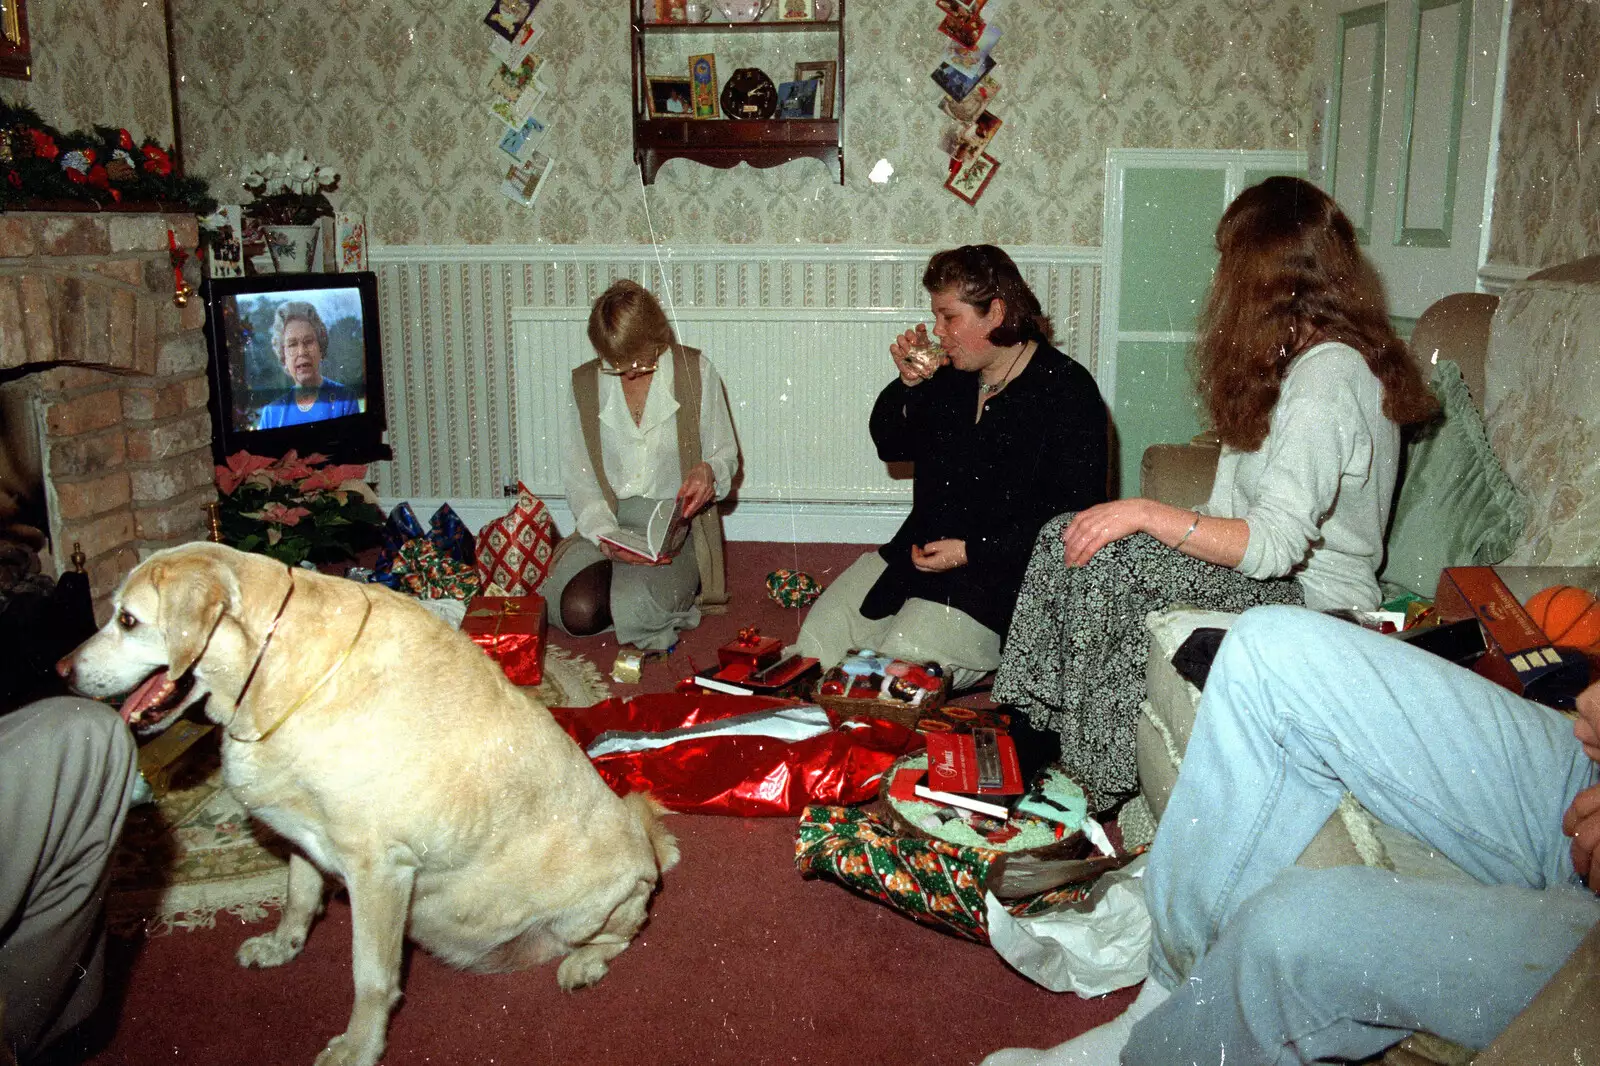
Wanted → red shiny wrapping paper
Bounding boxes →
[551,693,926,817]
[462,594,547,686]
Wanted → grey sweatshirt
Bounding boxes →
[1201,341,1400,610]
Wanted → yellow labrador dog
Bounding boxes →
[61,542,678,1066]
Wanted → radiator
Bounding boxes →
[514,306,927,508]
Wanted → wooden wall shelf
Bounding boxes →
[631,0,845,186]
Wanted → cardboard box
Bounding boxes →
[462,594,547,686]
[1433,567,1590,708]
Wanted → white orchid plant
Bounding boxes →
[239,150,340,226]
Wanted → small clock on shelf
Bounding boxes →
[720,67,779,119]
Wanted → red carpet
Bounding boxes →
[76,542,1137,1066]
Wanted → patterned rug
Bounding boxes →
[108,645,611,933]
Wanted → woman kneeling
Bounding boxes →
[543,280,740,652]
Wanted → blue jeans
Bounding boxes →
[1128,606,1600,1065]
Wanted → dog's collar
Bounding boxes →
[228,567,373,744]
[230,565,296,719]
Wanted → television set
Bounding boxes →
[201,271,392,465]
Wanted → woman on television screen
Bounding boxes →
[255,301,362,428]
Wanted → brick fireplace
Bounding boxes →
[0,211,216,622]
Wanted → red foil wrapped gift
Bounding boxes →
[717,626,783,670]
[551,693,925,816]
[463,594,547,686]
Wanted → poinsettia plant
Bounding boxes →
[214,451,384,566]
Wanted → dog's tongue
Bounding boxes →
[121,669,174,723]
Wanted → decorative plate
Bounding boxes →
[714,0,768,20]
[720,67,779,120]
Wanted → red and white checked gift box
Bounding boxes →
[475,483,557,596]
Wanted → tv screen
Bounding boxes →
[202,271,391,465]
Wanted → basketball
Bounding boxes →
[1524,585,1600,653]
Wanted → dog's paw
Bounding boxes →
[556,950,610,991]
[313,1032,383,1066]
[236,931,305,968]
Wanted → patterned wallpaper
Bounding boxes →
[1486,0,1600,269]
[11,0,174,143]
[164,0,1315,248]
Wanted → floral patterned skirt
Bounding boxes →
[993,513,1303,811]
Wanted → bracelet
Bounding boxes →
[1175,512,1201,549]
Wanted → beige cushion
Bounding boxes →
[1139,607,1485,881]
[1484,263,1600,565]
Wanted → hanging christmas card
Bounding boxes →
[501,151,554,207]
[938,71,1000,123]
[944,151,999,205]
[497,113,549,162]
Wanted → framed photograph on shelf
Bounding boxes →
[793,60,836,119]
[646,75,695,118]
[775,79,819,119]
[777,0,813,19]
[944,152,999,205]
[689,54,719,119]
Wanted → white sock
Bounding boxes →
[978,980,1173,1066]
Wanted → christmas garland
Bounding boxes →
[0,101,216,214]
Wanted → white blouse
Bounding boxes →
[560,354,740,544]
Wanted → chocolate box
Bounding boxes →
[463,594,548,687]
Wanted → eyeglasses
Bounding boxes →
[598,359,660,376]
[598,346,667,376]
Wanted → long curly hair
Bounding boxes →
[1195,177,1436,451]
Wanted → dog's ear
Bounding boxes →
[152,557,231,677]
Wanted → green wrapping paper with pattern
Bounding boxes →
[766,568,824,608]
[795,805,1099,943]
[387,538,483,600]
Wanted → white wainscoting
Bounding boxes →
[369,244,1101,542]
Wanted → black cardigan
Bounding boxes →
[861,341,1109,635]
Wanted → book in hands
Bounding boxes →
[598,496,692,563]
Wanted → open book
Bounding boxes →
[598,497,692,563]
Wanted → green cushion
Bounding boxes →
[1379,361,1528,598]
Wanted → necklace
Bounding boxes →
[978,343,1028,397]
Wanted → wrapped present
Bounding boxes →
[765,568,823,608]
[428,503,476,566]
[374,501,425,574]
[796,804,999,942]
[551,695,921,815]
[794,804,1111,944]
[477,482,558,596]
[716,626,783,671]
[387,539,482,600]
[463,594,548,686]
